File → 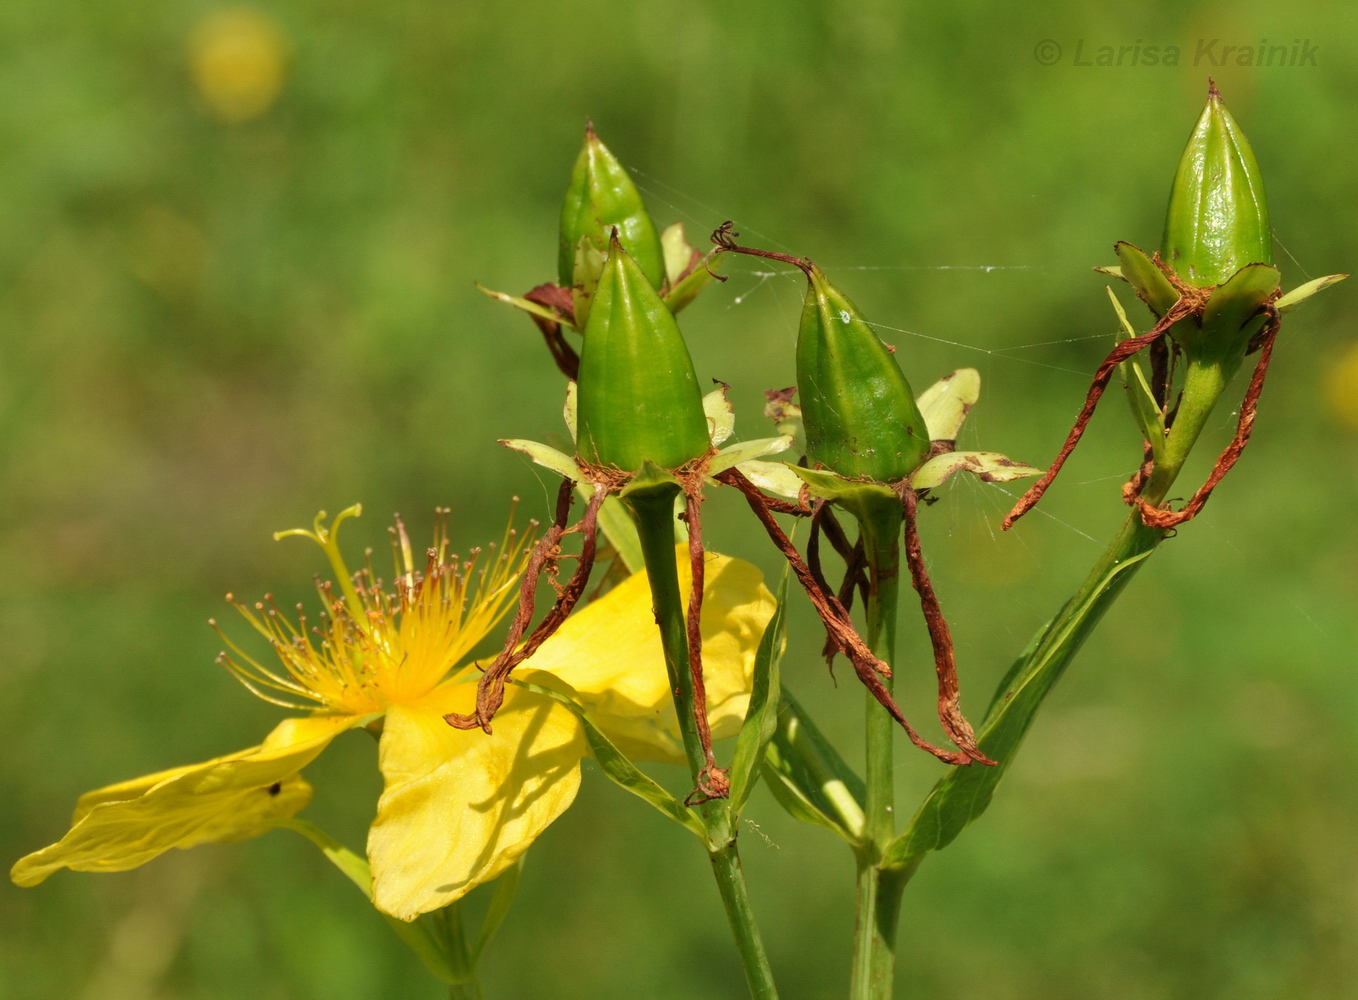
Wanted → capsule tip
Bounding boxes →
[1207,76,1222,102]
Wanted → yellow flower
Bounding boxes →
[11,506,774,921]
[1325,341,1358,432]
[190,7,289,124]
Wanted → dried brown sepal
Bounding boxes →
[524,283,579,381]
[680,476,730,805]
[897,484,996,766]
[1002,293,1201,530]
[1129,308,1280,528]
[445,477,611,733]
[808,503,867,670]
[716,467,976,766]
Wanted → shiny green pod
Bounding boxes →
[796,266,930,482]
[558,123,666,291]
[575,234,710,471]
[1162,82,1272,288]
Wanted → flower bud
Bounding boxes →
[559,123,666,293]
[575,234,710,471]
[1162,81,1271,288]
[797,267,930,482]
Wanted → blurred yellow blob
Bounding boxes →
[190,7,288,124]
[1324,341,1358,431]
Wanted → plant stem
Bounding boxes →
[448,982,484,1000]
[627,487,780,1000]
[710,841,780,1000]
[627,488,710,778]
[850,503,907,1000]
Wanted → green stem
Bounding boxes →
[710,842,780,1000]
[839,349,1237,998]
[627,488,709,778]
[448,982,484,1000]
[850,503,907,1000]
[627,487,780,1000]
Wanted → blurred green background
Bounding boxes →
[3,1,1357,997]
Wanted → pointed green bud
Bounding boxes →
[1162,81,1271,288]
[797,266,931,482]
[575,234,710,471]
[559,123,666,294]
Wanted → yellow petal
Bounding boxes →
[368,682,584,921]
[524,547,775,762]
[11,714,355,887]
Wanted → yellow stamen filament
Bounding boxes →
[214,505,534,715]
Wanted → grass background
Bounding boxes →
[2,1,1357,997]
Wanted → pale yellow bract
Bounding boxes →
[10,508,775,922]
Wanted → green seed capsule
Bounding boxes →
[575,234,710,472]
[1162,82,1271,288]
[796,266,930,482]
[558,123,666,292]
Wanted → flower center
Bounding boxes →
[214,505,530,716]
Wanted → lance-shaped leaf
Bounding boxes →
[703,384,736,445]
[910,451,1042,490]
[736,460,805,499]
[787,464,899,507]
[761,693,866,844]
[728,564,791,816]
[882,547,1155,868]
[1187,262,1281,365]
[1107,241,1180,316]
[575,235,710,472]
[501,439,582,483]
[1277,273,1347,312]
[658,223,723,315]
[1106,286,1166,459]
[476,283,574,330]
[916,368,980,445]
[709,436,794,477]
[1162,82,1272,288]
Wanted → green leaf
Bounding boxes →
[660,222,697,286]
[786,465,897,505]
[475,283,574,330]
[594,494,645,573]
[1106,286,1166,461]
[916,368,980,443]
[501,438,582,482]
[619,458,684,499]
[1191,262,1280,363]
[564,381,578,440]
[274,818,461,984]
[735,460,805,499]
[511,676,710,843]
[709,436,794,476]
[728,561,791,816]
[910,451,1041,490]
[1113,242,1179,316]
[882,546,1156,868]
[662,251,722,315]
[702,384,736,445]
[761,693,866,844]
[1277,273,1347,312]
